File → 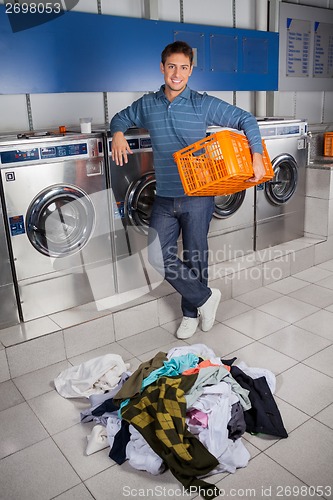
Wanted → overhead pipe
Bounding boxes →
[255,0,268,118]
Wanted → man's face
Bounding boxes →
[160,52,193,94]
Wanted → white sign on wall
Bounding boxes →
[279,2,333,91]
[286,18,311,77]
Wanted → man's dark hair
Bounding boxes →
[161,41,193,65]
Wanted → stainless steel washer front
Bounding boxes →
[0,133,115,321]
[255,119,308,250]
[107,129,161,294]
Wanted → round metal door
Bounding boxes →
[125,171,156,233]
[213,190,246,219]
[265,154,298,206]
[26,184,95,257]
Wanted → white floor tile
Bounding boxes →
[223,309,289,340]
[53,483,95,500]
[185,323,254,358]
[235,287,282,308]
[314,403,333,430]
[289,283,333,308]
[303,345,333,378]
[295,309,333,341]
[317,258,333,272]
[53,423,113,481]
[6,331,66,378]
[0,349,10,383]
[28,391,90,436]
[0,438,80,500]
[0,316,60,348]
[258,296,319,323]
[228,342,297,375]
[0,402,48,459]
[137,339,188,362]
[68,342,133,367]
[13,360,71,401]
[117,326,176,356]
[0,380,24,412]
[114,301,159,341]
[63,314,115,358]
[266,275,308,294]
[316,273,333,290]
[265,419,333,491]
[216,453,315,500]
[276,363,333,415]
[50,303,112,329]
[293,266,333,283]
[260,325,332,361]
[215,298,252,322]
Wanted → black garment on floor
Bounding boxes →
[109,419,131,465]
[230,366,288,439]
[91,397,119,416]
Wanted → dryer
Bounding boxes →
[255,119,308,250]
[0,132,115,321]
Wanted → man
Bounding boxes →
[110,41,265,340]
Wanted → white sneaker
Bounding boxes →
[198,288,221,332]
[176,316,199,339]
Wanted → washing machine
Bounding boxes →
[205,126,255,264]
[106,128,162,294]
[255,118,308,250]
[0,131,116,321]
[0,195,20,328]
[208,188,255,264]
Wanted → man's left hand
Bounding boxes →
[246,152,266,183]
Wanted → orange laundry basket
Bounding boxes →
[173,130,274,196]
[324,132,333,157]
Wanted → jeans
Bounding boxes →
[148,195,215,318]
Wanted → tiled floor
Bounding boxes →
[1,260,333,499]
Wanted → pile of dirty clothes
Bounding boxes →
[54,344,287,500]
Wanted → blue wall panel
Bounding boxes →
[0,6,279,94]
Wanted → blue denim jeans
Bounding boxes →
[148,195,215,318]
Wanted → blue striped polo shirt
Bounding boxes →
[110,85,263,197]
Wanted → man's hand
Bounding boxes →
[111,131,133,166]
[246,152,266,183]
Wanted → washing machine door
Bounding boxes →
[26,184,95,257]
[265,154,298,206]
[213,190,246,219]
[126,171,156,233]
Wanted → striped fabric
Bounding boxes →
[110,85,263,197]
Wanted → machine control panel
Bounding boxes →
[40,143,87,159]
[0,148,39,164]
[0,142,91,165]
[260,122,307,139]
[108,136,152,154]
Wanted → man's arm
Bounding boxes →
[247,152,266,183]
[111,131,133,166]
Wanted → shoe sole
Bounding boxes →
[201,289,221,332]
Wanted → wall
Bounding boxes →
[0,0,332,133]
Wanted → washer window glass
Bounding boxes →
[266,154,298,205]
[26,185,95,257]
[126,172,156,231]
[213,191,246,219]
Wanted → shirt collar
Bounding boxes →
[157,85,191,101]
